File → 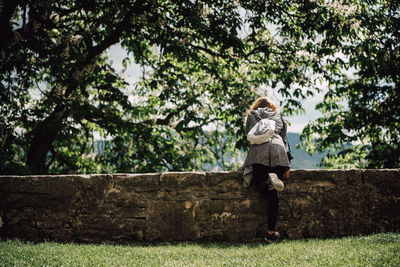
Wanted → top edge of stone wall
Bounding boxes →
[1,169,399,189]
[1,168,399,178]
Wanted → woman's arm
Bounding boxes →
[245,114,257,135]
[279,117,288,146]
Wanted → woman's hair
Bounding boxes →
[246,96,279,116]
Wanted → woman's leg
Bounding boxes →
[270,166,289,180]
[252,164,279,231]
[266,189,279,231]
[265,166,290,231]
[252,164,269,197]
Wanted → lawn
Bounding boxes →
[0,232,399,266]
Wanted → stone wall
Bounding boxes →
[0,169,399,242]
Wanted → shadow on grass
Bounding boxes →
[96,231,400,248]
[2,231,399,249]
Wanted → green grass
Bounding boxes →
[0,233,399,266]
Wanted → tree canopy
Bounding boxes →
[300,0,400,168]
[1,0,398,174]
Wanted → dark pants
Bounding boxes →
[252,164,288,231]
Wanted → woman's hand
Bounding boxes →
[283,170,290,179]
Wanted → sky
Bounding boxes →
[108,45,324,134]
[285,95,323,133]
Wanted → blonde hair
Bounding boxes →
[246,96,279,116]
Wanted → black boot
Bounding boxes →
[265,231,281,243]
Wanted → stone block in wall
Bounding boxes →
[363,169,400,195]
[0,175,75,208]
[114,173,160,192]
[206,171,245,200]
[206,171,242,186]
[159,172,206,190]
[290,169,363,186]
[68,174,114,207]
[145,200,201,241]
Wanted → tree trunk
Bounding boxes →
[0,0,19,49]
[24,1,150,174]
[27,106,66,174]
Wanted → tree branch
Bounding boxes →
[156,103,192,126]
[189,43,230,59]
[84,0,148,63]
[0,0,20,48]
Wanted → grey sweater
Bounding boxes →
[243,107,290,168]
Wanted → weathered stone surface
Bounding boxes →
[363,169,400,194]
[206,171,242,186]
[114,173,160,192]
[0,169,399,242]
[159,172,206,190]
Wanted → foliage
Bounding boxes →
[1,233,400,266]
[300,0,400,168]
[1,0,388,174]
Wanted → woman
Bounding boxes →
[243,96,290,242]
